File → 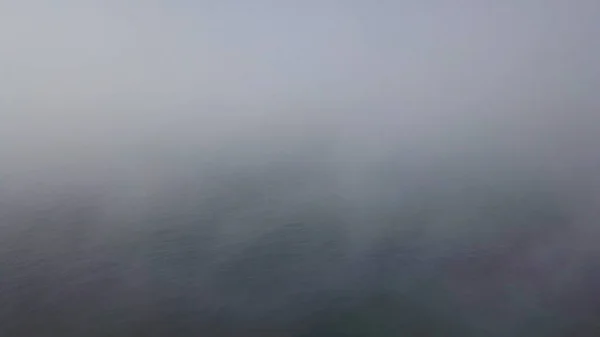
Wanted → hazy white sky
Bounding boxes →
[1,1,599,181]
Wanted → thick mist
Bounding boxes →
[1,1,599,336]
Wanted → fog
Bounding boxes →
[1,1,599,336]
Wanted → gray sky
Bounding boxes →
[1,1,599,184]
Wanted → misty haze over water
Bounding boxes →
[1,1,600,336]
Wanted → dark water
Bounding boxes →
[0,153,598,337]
